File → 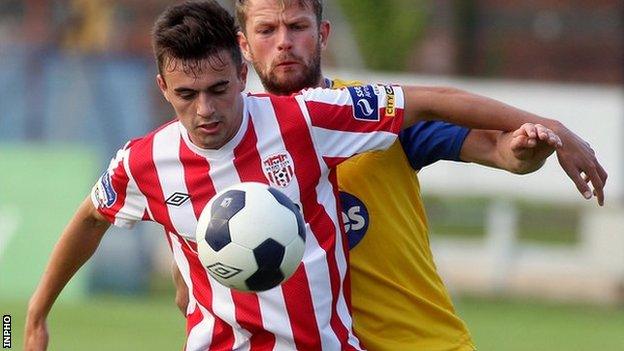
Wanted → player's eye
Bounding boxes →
[212,87,227,95]
[178,92,197,100]
[211,84,229,95]
[256,26,274,35]
[290,23,308,31]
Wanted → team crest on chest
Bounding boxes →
[262,152,295,188]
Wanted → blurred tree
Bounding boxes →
[337,0,429,71]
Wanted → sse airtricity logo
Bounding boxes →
[347,85,380,121]
[95,172,117,208]
[339,192,370,249]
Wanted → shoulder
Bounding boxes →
[120,119,181,167]
[330,78,363,88]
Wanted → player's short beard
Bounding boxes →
[254,43,322,96]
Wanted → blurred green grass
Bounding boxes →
[455,296,624,351]
[3,294,623,350]
[3,294,185,350]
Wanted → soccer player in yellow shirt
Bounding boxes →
[172,1,607,350]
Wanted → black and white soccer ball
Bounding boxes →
[195,182,306,292]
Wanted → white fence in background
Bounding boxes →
[249,70,624,304]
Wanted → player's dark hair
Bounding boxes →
[235,0,323,32]
[152,0,243,77]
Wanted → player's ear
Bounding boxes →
[156,74,170,102]
[319,20,331,50]
[238,62,248,92]
[238,31,253,62]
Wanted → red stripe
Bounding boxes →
[270,96,356,350]
[179,236,236,351]
[179,139,216,219]
[128,127,234,350]
[233,118,267,184]
[305,100,402,134]
[178,137,237,350]
[231,118,277,350]
[322,156,349,170]
[328,168,353,311]
[186,299,204,335]
[127,135,175,232]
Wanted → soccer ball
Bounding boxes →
[195,182,306,292]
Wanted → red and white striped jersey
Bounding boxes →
[91,85,404,351]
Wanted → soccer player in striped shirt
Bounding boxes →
[169,1,608,350]
[25,1,602,351]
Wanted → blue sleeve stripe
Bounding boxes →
[399,121,470,171]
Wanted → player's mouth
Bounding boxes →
[198,121,221,134]
[275,61,300,69]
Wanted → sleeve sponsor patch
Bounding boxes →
[94,172,117,208]
[347,85,380,121]
[384,85,396,117]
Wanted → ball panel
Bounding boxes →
[201,242,258,291]
[228,188,299,248]
[205,218,230,252]
[211,190,246,220]
[268,187,306,242]
[253,238,285,271]
[280,236,306,280]
[245,239,286,291]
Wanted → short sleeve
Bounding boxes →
[398,121,470,171]
[300,84,405,164]
[91,144,147,228]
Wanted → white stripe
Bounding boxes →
[296,96,363,350]
[256,288,297,351]
[155,124,243,349]
[314,175,362,350]
[206,153,251,351]
[311,127,398,158]
[170,233,214,351]
[187,305,218,351]
[300,86,352,106]
[250,97,342,350]
[245,97,304,346]
[152,122,196,239]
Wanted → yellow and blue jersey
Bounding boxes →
[330,78,476,351]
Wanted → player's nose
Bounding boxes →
[276,27,293,51]
[197,93,216,118]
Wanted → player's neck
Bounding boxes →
[265,75,328,95]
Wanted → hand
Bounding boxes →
[550,122,608,206]
[509,123,562,169]
[24,317,49,351]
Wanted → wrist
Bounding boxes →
[543,119,566,135]
[26,299,49,325]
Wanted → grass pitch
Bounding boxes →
[3,294,623,350]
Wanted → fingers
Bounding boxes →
[561,155,606,206]
[534,124,563,148]
[515,123,562,149]
[559,156,593,200]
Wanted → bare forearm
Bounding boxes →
[27,197,110,320]
[172,262,190,316]
[459,130,502,168]
[402,86,557,132]
[461,124,559,175]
